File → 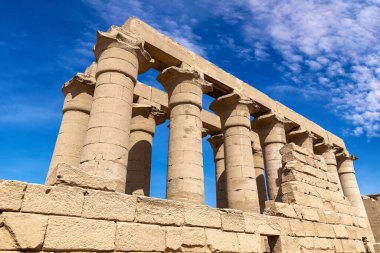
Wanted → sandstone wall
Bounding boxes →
[363,194,380,250]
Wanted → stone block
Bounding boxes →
[244,212,280,235]
[184,203,221,228]
[166,227,206,252]
[301,220,316,237]
[0,180,27,211]
[264,202,298,219]
[43,216,116,251]
[282,191,324,209]
[220,209,245,232]
[50,163,118,191]
[341,239,357,252]
[115,223,165,252]
[333,224,349,239]
[315,222,335,238]
[281,236,301,253]
[135,196,184,226]
[0,213,48,250]
[22,184,84,216]
[314,237,334,250]
[332,238,344,253]
[298,236,315,250]
[82,189,136,221]
[293,206,319,222]
[288,219,305,237]
[205,228,239,253]
[323,209,340,224]
[345,225,361,239]
[237,233,261,253]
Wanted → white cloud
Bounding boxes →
[216,0,380,138]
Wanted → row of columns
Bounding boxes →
[47,25,368,219]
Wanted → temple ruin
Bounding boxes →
[0,17,378,252]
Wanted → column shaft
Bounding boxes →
[126,104,165,196]
[338,156,368,218]
[80,26,152,192]
[210,92,260,212]
[157,66,212,204]
[252,131,266,213]
[46,70,95,185]
[252,114,286,201]
[208,134,227,208]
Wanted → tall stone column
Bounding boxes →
[126,104,166,196]
[80,26,153,192]
[46,66,96,185]
[252,113,287,201]
[251,130,266,213]
[337,154,368,218]
[208,133,227,208]
[314,141,343,195]
[210,92,260,212]
[157,66,212,204]
[287,129,315,153]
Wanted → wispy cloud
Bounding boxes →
[216,0,380,138]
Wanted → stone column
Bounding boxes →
[314,141,343,195]
[157,66,212,204]
[210,92,260,212]
[46,66,96,185]
[252,113,287,201]
[251,130,266,213]
[337,154,368,218]
[287,129,315,153]
[126,104,166,196]
[80,26,153,192]
[208,133,227,208]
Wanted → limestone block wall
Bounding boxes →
[363,194,380,250]
[0,143,374,253]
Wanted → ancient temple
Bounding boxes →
[0,17,377,253]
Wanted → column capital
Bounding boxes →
[287,129,316,140]
[208,133,224,151]
[62,64,96,114]
[337,153,357,174]
[157,66,212,108]
[131,103,167,135]
[94,25,154,75]
[157,66,212,92]
[314,140,334,154]
[252,113,287,130]
[210,91,259,129]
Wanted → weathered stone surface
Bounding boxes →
[0,181,27,212]
[1,213,48,250]
[220,209,245,232]
[50,163,118,191]
[315,222,335,238]
[44,216,116,251]
[135,197,184,226]
[205,228,239,253]
[264,202,298,219]
[237,233,261,253]
[332,224,349,239]
[116,223,165,252]
[166,227,206,252]
[244,212,281,235]
[82,189,136,221]
[184,203,221,228]
[22,184,84,216]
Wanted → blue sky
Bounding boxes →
[0,0,379,207]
